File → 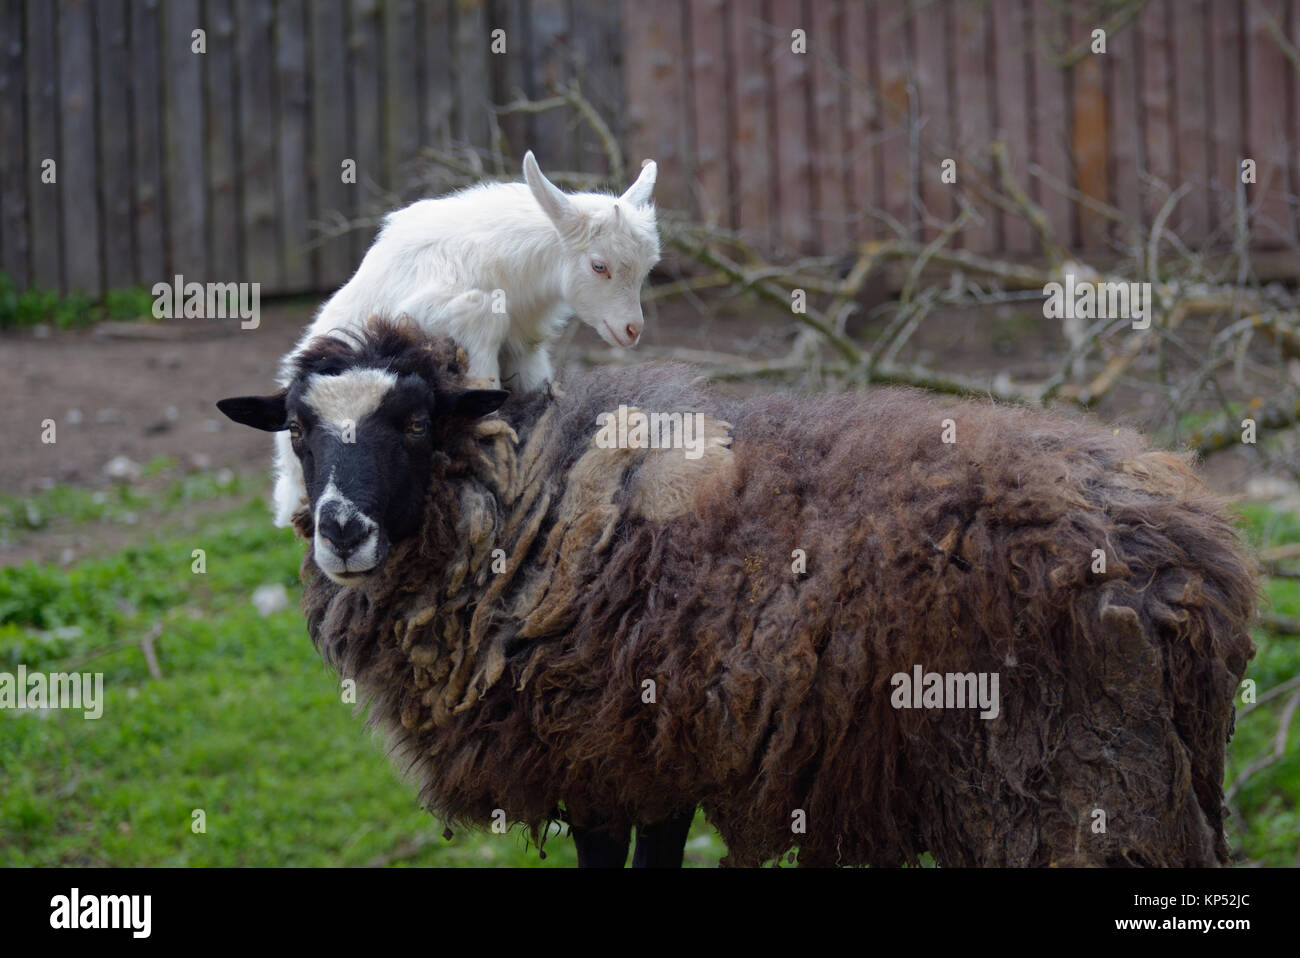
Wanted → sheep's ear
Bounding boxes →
[444,388,509,421]
[620,159,657,208]
[523,150,582,241]
[216,391,288,432]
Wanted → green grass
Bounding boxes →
[1,478,1297,866]
[0,272,155,330]
[0,461,250,545]
[0,489,726,867]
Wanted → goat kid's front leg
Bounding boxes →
[395,287,511,388]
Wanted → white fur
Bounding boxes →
[270,153,661,526]
[303,369,397,435]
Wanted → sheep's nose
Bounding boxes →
[319,514,368,557]
[625,323,641,344]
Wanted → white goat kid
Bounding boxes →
[269,151,660,527]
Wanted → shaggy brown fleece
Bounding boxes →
[294,327,1257,867]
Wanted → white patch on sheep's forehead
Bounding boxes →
[302,368,397,431]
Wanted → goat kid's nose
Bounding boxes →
[625,322,641,344]
[319,514,369,556]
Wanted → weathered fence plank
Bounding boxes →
[1208,0,1244,241]
[913,0,952,241]
[58,0,101,293]
[0,0,29,288]
[349,0,383,262]
[768,0,814,254]
[277,0,312,290]
[808,0,847,254]
[992,0,1033,252]
[688,0,727,227]
[235,0,278,286]
[875,3,913,239]
[1171,0,1210,242]
[953,0,996,253]
[205,0,241,284]
[1106,5,1144,239]
[163,0,208,283]
[422,0,454,154]
[1246,0,1295,244]
[383,0,422,188]
[728,0,772,249]
[130,0,166,287]
[1071,12,1109,250]
[1031,2,1072,251]
[310,0,350,287]
[622,0,689,216]
[841,0,877,244]
[97,0,136,289]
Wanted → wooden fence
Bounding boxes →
[627,0,1300,260]
[2,0,1299,298]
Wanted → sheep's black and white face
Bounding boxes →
[219,356,506,586]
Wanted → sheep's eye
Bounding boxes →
[289,421,303,441]
[591,259,608,275]
[406,418,428,437]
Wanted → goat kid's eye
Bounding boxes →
[591,259,608,276]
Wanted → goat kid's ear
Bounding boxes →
[216,391,288,431]
[523,150,584,243]
[443,388,510,421]
[620,158,657,208]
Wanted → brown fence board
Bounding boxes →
[1172,0,1210,242]
[875,3,913,239]
[422,0,454,153]
[622,0,689,216]
[767,0,812,254]
[349,0,383,262]
[234,0,277,286]
[205,0,240,284]
[310,0,350,287]
[1247,0,1295,244]
[58,0,101,294]
[1106,6,1144,239]
[808,0,847,254]
[383,0,422,187]
[96,0,134,289]
[687,0,727,227]
[728,0,772,248]
[163,0,208,283]
[953,0,995,253]
[1,0,29,289]
[841,0,877,244]
[1031,2,1072,250]
[1071,14,1109,251]
[569,0,622,175]
[913,0,951,241]
[276,0,312,290]
[453,0,490,152]
[527,0,574,170]
[1208,0,1243,241]
[991,0,1032,252]
[129,0,165,287]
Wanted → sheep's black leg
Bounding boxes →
[630,810,695,868]
[570,824,631,868]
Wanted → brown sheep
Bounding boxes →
[218,318,1257,867]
